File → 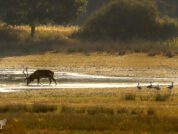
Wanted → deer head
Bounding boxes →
[23,68,32,85]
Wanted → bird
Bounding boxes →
[167,82,174,90]
[147,82,153,89]
[154,84,161,90]
[137,82,142,90]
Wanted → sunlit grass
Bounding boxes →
[11,25,79,36]
[0,24,79,43]
[0,88,177,134]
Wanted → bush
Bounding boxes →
[154,93,171,101]
[32,104,57,113]
[87,106,114,115]
[124,93,136,101]
[80,0,178,40]
[0,104,28,113]
[117,107,129,114]
[147,107,156,116]
[163,51,175,58]
[0,104,58,113]
[131,108,143,115]
[61,105,85,114]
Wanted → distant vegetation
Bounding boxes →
[81,0,178,23]
[0,0,87,37]
[77,0,108,24]
[0,24,178,57]
[0,0,178,57]
[80,0,178,40]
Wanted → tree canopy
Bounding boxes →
[0,0,87,37]
[80,0,178,40]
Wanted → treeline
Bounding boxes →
[84,0,178,20]
[79,0,178,40]
[0,0,87,37]
[0,0,178,41]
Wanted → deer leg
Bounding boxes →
[52,77,57,85]
[37,78,40,85]
[49,78,52,85]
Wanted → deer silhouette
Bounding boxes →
[23,68,57,86]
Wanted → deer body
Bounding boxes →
[23,69,57,85]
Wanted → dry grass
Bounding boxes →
[0,88,177,134]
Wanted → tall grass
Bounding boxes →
[0,88,177,134]
[0,104,57,113]
[123,93,136,101]
[0,24,78,43]
[154,93,172,101]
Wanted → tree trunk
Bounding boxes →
[30,24,36,38]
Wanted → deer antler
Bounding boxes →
[25,67,29,77]
[23,67,28,78]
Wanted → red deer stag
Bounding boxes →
[23,68,57,85]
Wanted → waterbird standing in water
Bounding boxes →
[154,84,161,90]
[167,82,174,90]
[147,82,152,89]
[137,82,142,90]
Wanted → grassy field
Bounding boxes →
[0,88,177,134]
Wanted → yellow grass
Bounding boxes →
[13,25,79,36]
[0,88,177,134]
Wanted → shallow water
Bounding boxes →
[0,69,177,92]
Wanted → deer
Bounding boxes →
[0,119,7,129]
[23,68,57,86]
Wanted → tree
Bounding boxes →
[81,0,159,40]
[0,0,87,37]
[81,0,178,40]
[76,0,108,24]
